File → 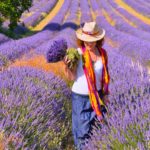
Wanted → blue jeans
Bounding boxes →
[71,89,106,150]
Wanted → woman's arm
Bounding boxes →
[63,56,77,81]
[64,64,77,81]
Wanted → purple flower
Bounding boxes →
[46,38,68,62]
[0,66,71,149]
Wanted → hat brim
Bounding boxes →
[75,28,105,42]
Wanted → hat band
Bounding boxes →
[82,30,100,36]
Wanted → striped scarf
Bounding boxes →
[81,46,110,119]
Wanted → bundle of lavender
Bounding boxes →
[46,38,68,63]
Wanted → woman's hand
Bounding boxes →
[63,55,71,66]
[63,55,77,81]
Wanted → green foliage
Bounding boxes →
[66,48,80,70]
[0,0,33,30]
[0,25,37,39]
[105,122,148,150]
[0,26,20,38]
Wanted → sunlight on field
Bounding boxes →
[24,11,35,17]
[21,11,35,20]
[32,0,64,31]
[76,11,81,25]
[102,9,116,26]
[88,0,96,21]
[41,12,47,17]
[110,4,137,27]
[115,0,150,25]
[9,54,68,82]
[90,8,96,21]
[63,9,70,23]
[105,37,119,48]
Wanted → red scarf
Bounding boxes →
[81,46,110,119]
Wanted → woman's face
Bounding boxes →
[84,41,96,50]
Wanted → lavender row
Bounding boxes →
[0,33,11,45]
[95,1,150,63]
[43,0,72,30]
[105,44,149,91]
[0,0,88,65]
[21,0,57,19]
[29,0,79,56]
[66,0,79,22]
[98,0,150,42]
[107,0,150,32]
[84,87,150,150]
[0,40,31,68]
[0,66,71,149]
[0,0,73,66]
[89,0,100,12]
[22,0,57,27]
[80,0,93,24]
[59,0,80,46]
[136,0,150,8]
[0,31,52,68]
[25,0,72,45]
[35,27,78,56]
[95,12,150,65]
[35,0,80,56]
[1,0,57,29]
[145,0,150,2]
[123,0,150,17]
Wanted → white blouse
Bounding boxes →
[71,48,103,95]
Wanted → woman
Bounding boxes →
[64,21,110,150]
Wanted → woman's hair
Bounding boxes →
[76,37,105,49]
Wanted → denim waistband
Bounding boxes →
[71,89,103,97]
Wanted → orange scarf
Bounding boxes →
[81,46,110,120]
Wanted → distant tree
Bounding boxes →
[0,0,33,30]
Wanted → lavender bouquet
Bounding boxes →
[46,38,68,63]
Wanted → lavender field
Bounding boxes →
[0,0,150,149]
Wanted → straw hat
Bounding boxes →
[75,21,105,42]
